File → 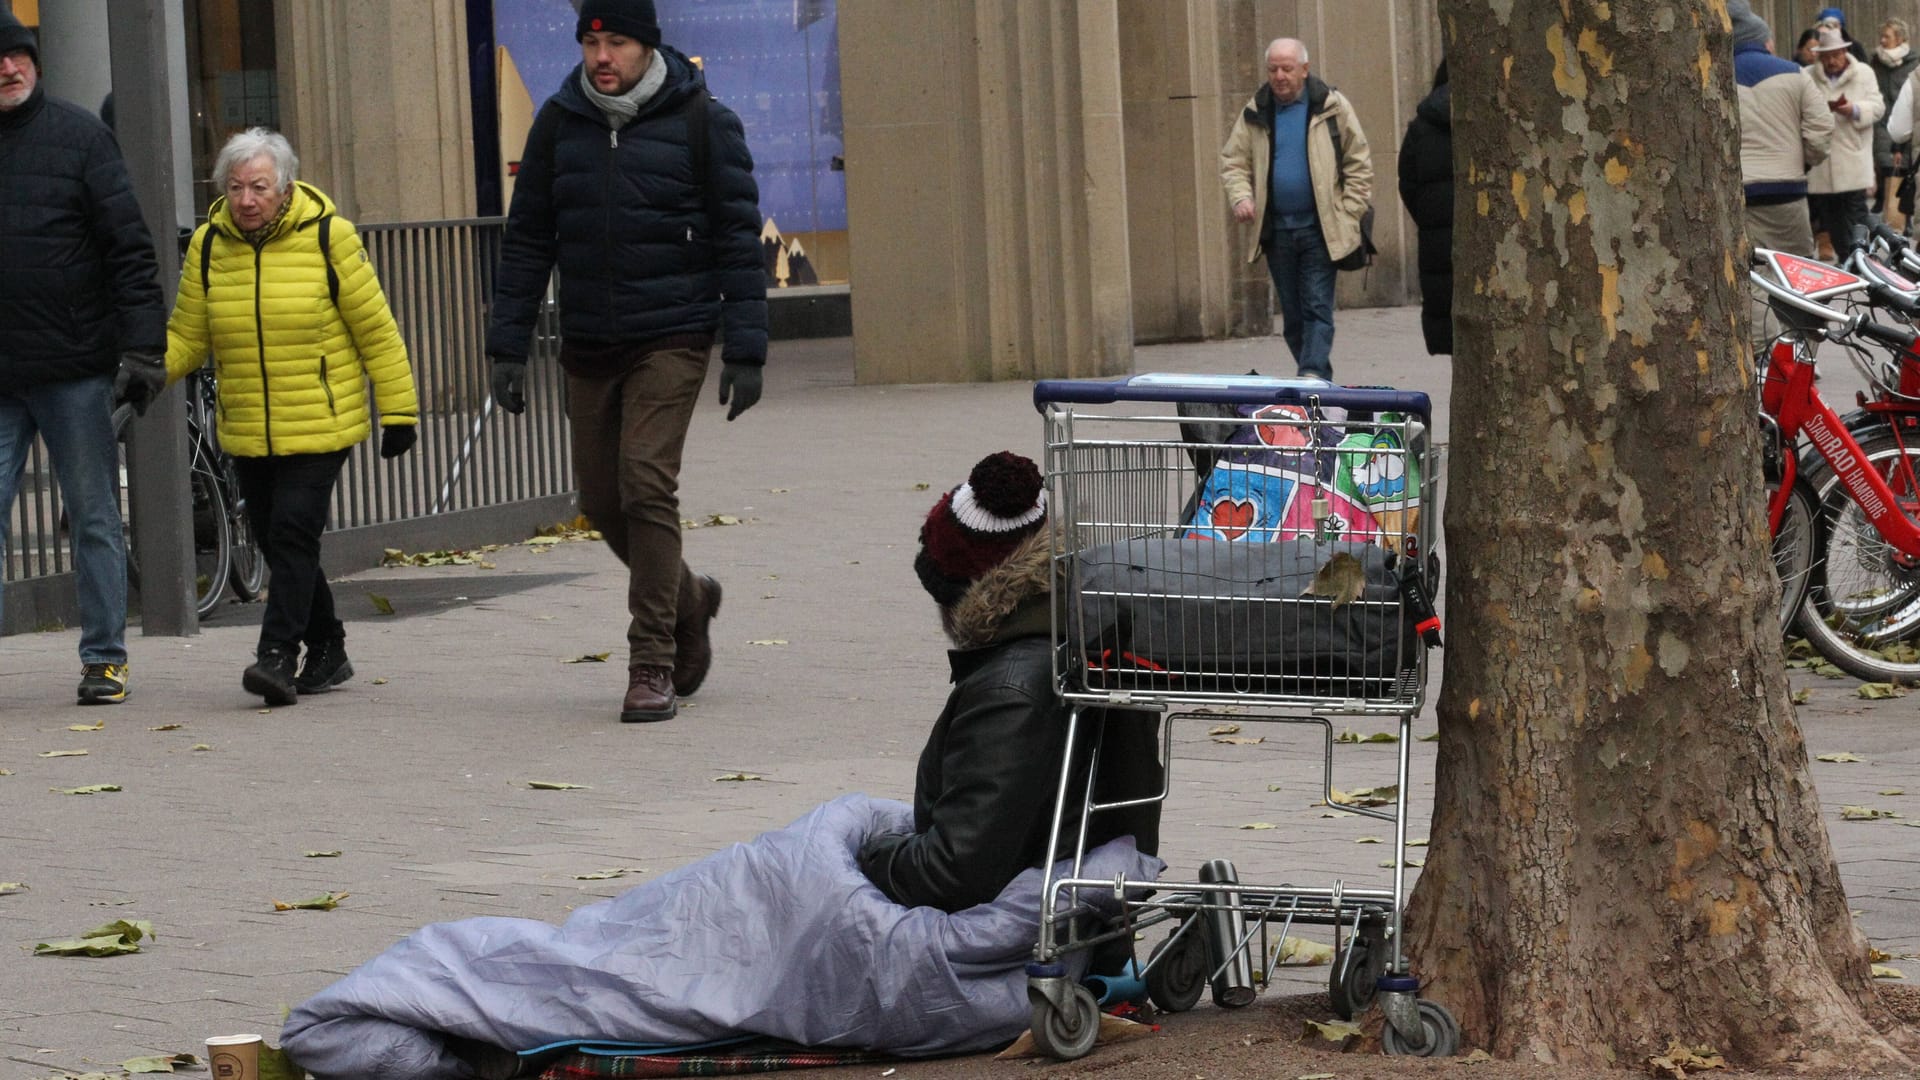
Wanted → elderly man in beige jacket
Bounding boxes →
[1220,37,1371,380]
[1806,25,1885,255]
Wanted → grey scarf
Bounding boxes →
[580,47,667,129]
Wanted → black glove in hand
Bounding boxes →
[491,359,528,415]
[113,350,167,416]
[717,361,762,421]
[379,424,417,459]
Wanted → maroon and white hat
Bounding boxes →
[914,451,1048,607]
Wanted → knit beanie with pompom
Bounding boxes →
[914,451,1048,608]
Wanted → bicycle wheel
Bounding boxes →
[188,461,232,621]
[223,464,266,601]
[1770,478,1817,636]
[1796,428,1920,682]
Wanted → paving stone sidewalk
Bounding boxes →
[2,307,1913,1077]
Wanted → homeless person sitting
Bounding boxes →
[859,450,1163,914]
[277,451,1164,1080]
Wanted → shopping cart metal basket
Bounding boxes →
[1021,373,1458,1059]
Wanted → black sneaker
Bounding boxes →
[242,648,299,706]
[77,662,129,705]
[296,640,353,694]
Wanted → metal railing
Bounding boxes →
[3,217,574,627]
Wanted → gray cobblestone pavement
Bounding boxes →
[3,307,1914,1076]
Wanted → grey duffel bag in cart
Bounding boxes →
[1071,536,1420,692]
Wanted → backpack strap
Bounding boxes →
[315,213,340,309]
[197,223,215,296]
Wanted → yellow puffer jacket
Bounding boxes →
[165,182,417,457]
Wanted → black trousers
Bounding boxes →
[232,450,349,658]
[1809,190,1870,252]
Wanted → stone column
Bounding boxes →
[275,0,476,223]
[36,0,113,122]
[840,0,1133,384]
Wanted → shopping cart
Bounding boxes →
[1021,373,1458,1059]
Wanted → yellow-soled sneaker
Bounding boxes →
[77,663,129,705]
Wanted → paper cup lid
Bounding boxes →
[205,1034,264,1045]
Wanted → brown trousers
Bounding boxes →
[564,345,709,670]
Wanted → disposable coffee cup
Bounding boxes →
[206,1034,263,1080]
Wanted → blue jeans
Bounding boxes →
[0,375,129,665]
[1264,223,1338,379]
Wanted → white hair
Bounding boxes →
[213,127,298,192]
[1265,37,1309,64]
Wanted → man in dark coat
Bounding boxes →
[0,11,167,705]
[486,0,767,723]
[860,452,1161,914]
[1398,61,1452,357]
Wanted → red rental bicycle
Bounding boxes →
[1750,247,1920,682]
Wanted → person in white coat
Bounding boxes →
[1806,25,1886,253]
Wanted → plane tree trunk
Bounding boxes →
[1404,0,1917,1068]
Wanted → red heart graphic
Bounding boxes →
[1210,499,1256,541]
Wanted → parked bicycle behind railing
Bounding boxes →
[112,364,265,622]
[154,127,418,708]
[1749,238,1920,683]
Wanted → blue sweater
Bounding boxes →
[1269,97,1316,228]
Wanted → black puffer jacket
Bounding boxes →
[1398,75,1452,356]
[859,533,1163,913]
[487,47,767,364]
[0,87,165,390]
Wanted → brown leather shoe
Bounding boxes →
[620,665,677,723]
[672,575,722,697]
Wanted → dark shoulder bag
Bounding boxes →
[1328,116,1377,272]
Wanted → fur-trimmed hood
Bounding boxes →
[939,531,1053,650]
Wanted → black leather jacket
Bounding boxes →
[860,535,1162,912]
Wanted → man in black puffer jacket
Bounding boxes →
[1398,60,1452,357]
[486,0,766,725]
[0,10,166,706]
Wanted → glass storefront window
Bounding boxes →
[183,0,281,215]
[491,0,847,286]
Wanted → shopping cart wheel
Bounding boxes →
[1380,998,1460,1057]
[1145,923,1207,1013]
[1328,935,1382,1020]
[1030,983,1101,1060]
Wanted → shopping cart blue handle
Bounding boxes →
[1032,374,1431,418]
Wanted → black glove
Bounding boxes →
[491,359,527,415]
[717,361,762,421]
[113,350,168,416]
[379,424,417,459]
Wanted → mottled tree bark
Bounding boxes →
[1405,0,1916,1068]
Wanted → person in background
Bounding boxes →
[0,10,166,706]
[1398,59,1452,356]
[1732,0,1832,260]
[1219,37,1373,381]
[1870,18,1917,217]
[1817,8,1872,65]
[1796,27,1823,67]
[1805,25,1884,255]
[164,128,418,707]
[859,451,1161,914]
[487,0,765,724]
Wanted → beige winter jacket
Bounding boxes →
[1805,56,1885,194]
[1220,76,1373,264]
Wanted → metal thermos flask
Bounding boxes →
[1198,858,1257,1007]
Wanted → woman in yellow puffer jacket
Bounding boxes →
[165,127,418,707]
